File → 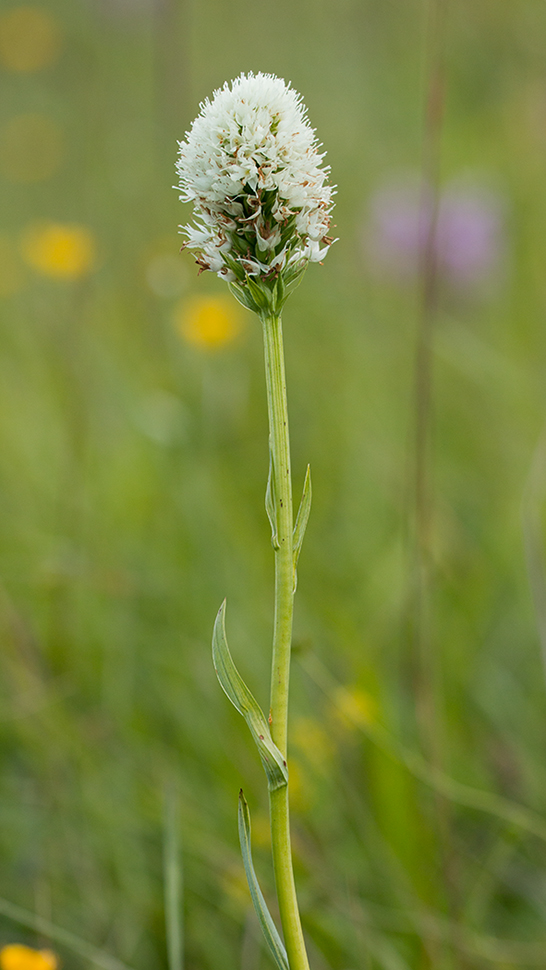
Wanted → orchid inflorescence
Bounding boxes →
[177,72,334,970]
[176,72,335,314]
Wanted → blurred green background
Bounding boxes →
[1,1,546,968]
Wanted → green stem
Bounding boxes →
[261,312,310,970]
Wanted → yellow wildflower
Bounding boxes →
[0,7,61,72]
[20,222,97,279]
[0,945,58,970]
[0,114,63,183]
[174,295,243,349]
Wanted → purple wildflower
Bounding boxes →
[365,176,506,291]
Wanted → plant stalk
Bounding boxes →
[261,311,310,970]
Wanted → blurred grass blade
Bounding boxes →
[163,787,184,970]
[213,600,288,791]
[238,791,289,970]
[303,653,546,845]
[293,464,312,580]
[0,896,136,970]
[266,446,279,549]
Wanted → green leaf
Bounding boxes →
[265,445,280,549]
[293,464,312,571]
[212,601,288,791]
[223,252,246,282]
[246,275,273,313]
[228,281,258,312]
[238,791,289,970]
[272,274,285,313]
[283,257,308,290]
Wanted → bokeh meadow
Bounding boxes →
[1,1,546,968]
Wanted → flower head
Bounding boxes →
[0,945,58,970]
[20,222,97,279]
[364,176,505,292]
[176,73,334,311]
[174,295,243,349]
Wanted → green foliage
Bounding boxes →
[237,792,289,970]
[212,600,288,792]
[293,464,312,576]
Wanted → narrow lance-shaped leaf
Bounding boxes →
[282,257,308,293]
[212,601,288,791]
[223,253,246,282]
[228,281,257,312]
[265,444,279,549]
[238,791,289,970]
[246,274,272,313]
[293,463,312,574]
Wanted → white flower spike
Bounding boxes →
[178,73,335,970]
[176,72,335,312]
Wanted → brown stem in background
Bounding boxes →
[413,0,445,780]
[410,1,466,967]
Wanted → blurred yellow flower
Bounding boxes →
[174,295,243,349]
[0,235,25,297]
[0,114,63,183]
[0,945,58,970]
[0,7,61,72]
[332,685,377,731]
[20,222,97,279]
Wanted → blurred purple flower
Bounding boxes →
[365,177,507,291]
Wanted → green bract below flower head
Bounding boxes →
[176,72,335,313]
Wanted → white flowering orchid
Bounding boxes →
[177,74,335,970]
[176,72,334,312]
